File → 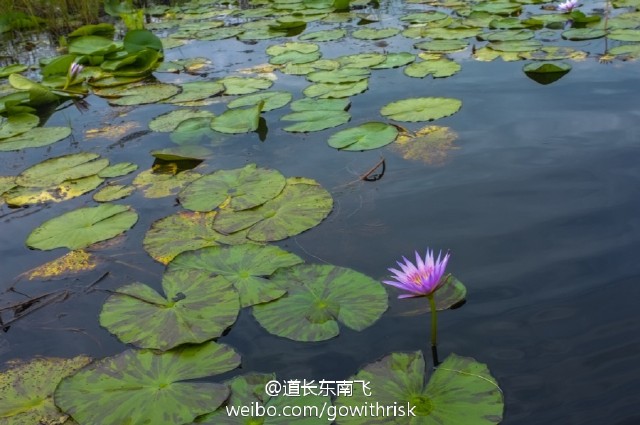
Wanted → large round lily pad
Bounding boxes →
[0,356,91,425]
[219,77,273,95]
[108,83,181,106]
[168,244,303,307]
[197,373,333,424]
[143,211,249,264]
[303,80,368,99]
[328,122,398,151]
[391,125,458,164]
[227,91,292,111]
[307,68,370,84]
[26,204,138,250]
[163,81,224,104]
[381,97,462,122]
[178,164,286,212]
[210,103,263,134]
[0,113,39,139]
[100,269,240,350]
[55,342,240,425]
[16,152,108,188]
[334,352,504,424]
[4,175,104,206]
[253,264,388,341]
[404,59,461,78]
[281,109,350,132]
[132,170,201,198]
[213,177,333,242]
[149,109,215,132]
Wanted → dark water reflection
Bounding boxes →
[2,5,640,424]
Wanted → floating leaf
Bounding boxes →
[93,184,135,202]
[328,122,398,151]
[266,42,321,65]
[414,39,468,52]
[299,28,346,41]
[170,117,217,145]
[307,68,369,84]
[334,352,503,425]
[16,153,108,188]
[100,269,239,350]
[55,343,240,425]
[488,40,542,52]
[108,83,181,106]
[0,127,71,151]
[253,264,387,341]
[98,162,138,178]
[381,97,462,122]
[391,125,457,164]
[210,102,263,134]
[219,77,273,95]
[352,27,400,40]
[68,35,119,55]
[151,146,212,161]
[404,59,461,78]
[168,245,303,307]
[0,176,16,196]
[0,113,39,139]
[608,29,640,42]
[0,63,28,78]
[290,98,350,112]
[561,28,607,40]
[132,170,201,198]
[0,356,91,424]
[163,81,224,104]
[3,175,104,206]
[418,27,482,40]
[303,79,368,99]
[227,91,292,112]
[24,250,98,280]
[26,204,138,250]
[478,29,535,42]
[213,177,333,242]
[401,11,450,24]
[518,46,588,60]
[149,109,215,133]
[398,276,467,316]
[337,53,386,68]
[199,373,332,424]
[143,211,249,264]
[179,164,286,212]
[281,103,350,131]
[371,52,416,69]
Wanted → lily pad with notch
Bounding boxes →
[16,152,108,188]
[107,83,181,106]
[0,126,72,151]
[404,59,461,78]
[227,91,292,112]
[210,102,263,134]
[55,342,240,425]
[219,77,273,95]
[381,97,462,122]
[328,122,398,151]
[149,109,215,133]
[253,264,388,342]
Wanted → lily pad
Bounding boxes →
[98,162,138,178]
[168,245,303,307]
[163,81,224,104]
[55,342,240,425]
[328,122,398,151]
[0,113,39,139]
[132,169,201,198]
[488,40,542,52]
[303,79,368,99]
[266,42,321,65]
[93,184,136,202]
[523,61,571,74]
[518,46,588,61]
[414,39,468,52]
[108,83,181,106]
[336,52,386,68]
[219,77,273,95]
[0,126,72,151]
[179,164,286,212]
[151,146,213,161]
[227,91,292,111]
[391,125,458,164]
[608,29,640,42]
[171,117,218,145]
[371,52,416,69]
[352,27,400,40]
[210,102,263,134]
[198,373,332,424]
[149,109,215,132]
[334,352,503,424]
[3,175,104,206]
[100,269,240,350]
[0,356,91,424]
[404,59,461,78]
[381,97,462,122]
[214,177,333,242]
[397,276,468,316]
[253,264,388,341]
[16,152,108,188]
[281,103,350,131]
[26,204,136,251]
[561,28,607,40]
[299,28,346,41]
[24,250,98,280]
[0,63,28,78]
[0,176,16,196]
[307,68,370,84]
[143,211,249,264]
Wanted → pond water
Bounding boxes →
[2,0,640,423]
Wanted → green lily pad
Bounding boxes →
[0,113,39,139]
[414,39,468,52]
[149,109,215,132]
[281,59,341,75]
[108,83,181,106]
[151,146,213,161]
[211,102,263,134]
[93,184,135,202]
[561,28,607,40]
[219,77,273,95]
[307,68,370,84]
[381,97,462,122]
[299,28,346,41]
[55,342,240,425]
[419,27,483,40]
[290,98,350,112]
[0,356,91,424]
[266,42,321,65]
[163,81,224,104]
[0,176,16,196]
[132,169,201,198]
[143,211,250,264]
[478,29,535,42]
[404,59,461,78]
[198,373,332,424]
[179,164,286,212]
[328,122,398,151]
[98,162,138,178]
[303,79,368,99]
[397,275,468,316]
[336,52,386,68]
[607,29,640,42]
[213,177,333,242]
[68,35,119,55]
[0,126,71,151]
[281,108,350,132]
[196,27,244,41]
[100,269,239,350]
[16,152,108,188]
[352,27,400,40]
[227,91,292,112]
[168,245,303,307]
[123,28,163,53]
[170,117,217,145]
[0,63,28,78]
[391,125,458,164]
[371,52,416,69]
[26,204,138,250]
[334,352,503,424]
[253,264,387,341]
[488,40,542,52]
[472,0,521,15]
[518,46,588,60]
[474,47,522,62]
[3,175,104,206]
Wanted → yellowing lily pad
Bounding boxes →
[24,250,98,280]
[392,125,458,164]
[381,97,462,122]
[16,152,108,188]
[93,184,136,202]
[3,175,104,206]
[132,169,201,198]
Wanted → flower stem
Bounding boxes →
[427,294,438,348]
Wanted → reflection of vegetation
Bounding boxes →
[0,0,102,35]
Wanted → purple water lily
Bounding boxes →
[384,249,450,299]
[69,62,84,80]
[557,0,579,13]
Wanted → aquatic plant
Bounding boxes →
[557,0,579,13]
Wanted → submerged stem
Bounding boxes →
[428,294,438,348]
